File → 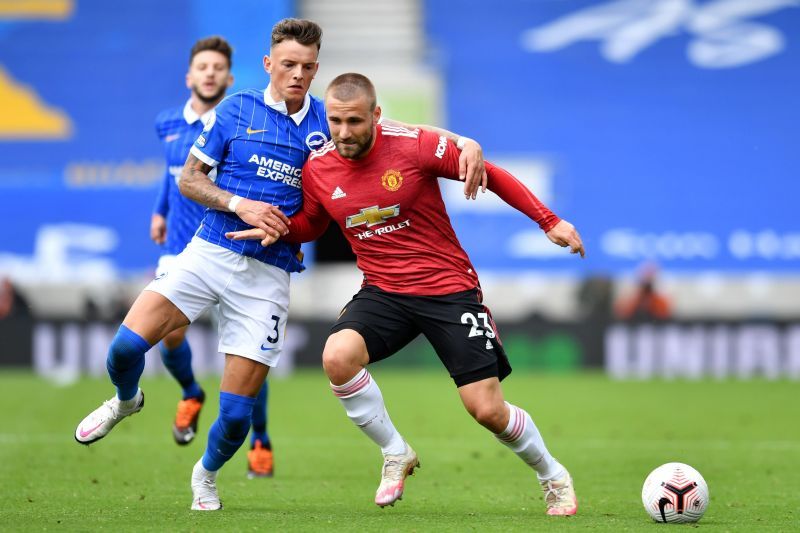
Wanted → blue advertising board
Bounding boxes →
[1,0,797,279]
[425,0,799,273]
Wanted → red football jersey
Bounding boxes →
[288,124,558,296]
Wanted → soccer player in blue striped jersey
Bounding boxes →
[150,36,275,477]
[75,18,487,511]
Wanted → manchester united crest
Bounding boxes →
[381,169,403,192]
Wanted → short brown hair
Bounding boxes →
[271,18,323,51]
[190,36,233,68]
[326,73,377,110]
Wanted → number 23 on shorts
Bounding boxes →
[461,312,496,339]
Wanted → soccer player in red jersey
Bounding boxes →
[228,73,585,515]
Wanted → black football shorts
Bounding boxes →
[330,285,512,387]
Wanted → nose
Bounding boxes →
[292,64,304,80]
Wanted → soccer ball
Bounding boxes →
[641,462,709,523]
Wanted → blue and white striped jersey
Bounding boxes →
[153,100,213,256]
[189,87,329,273]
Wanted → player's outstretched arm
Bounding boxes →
[417,129,585,258]
[382,118,487,200]
[485,162,585,258]
[179,154,290,240]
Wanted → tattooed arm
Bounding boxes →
[179,153,289,239]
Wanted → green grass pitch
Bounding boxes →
[1,370,797,531]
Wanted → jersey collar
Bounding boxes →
[182,99,215,125]
[263,84,311,125]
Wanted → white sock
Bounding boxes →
[330,369,406,455]
[495,402,565,481]
[193,459,218,479]
[118,388,142,412]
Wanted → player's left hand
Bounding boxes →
[546,219,586,258]
[150,214,166,245]
[225,227,275,247]
[459,139,487,200]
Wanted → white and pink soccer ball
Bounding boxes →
[642,462,709,523]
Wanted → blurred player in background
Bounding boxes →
[150,36,274,477]
[228,73,585,516]
[75,19,486,511]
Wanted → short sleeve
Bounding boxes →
[189,98,234,167]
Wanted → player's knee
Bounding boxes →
[218,393,254,439]
[322,340,363,384]
[467,402,507,432]
[107,325,149,369]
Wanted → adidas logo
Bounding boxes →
[485,339,493,350]
[331,186,347,200]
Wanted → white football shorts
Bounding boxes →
[145,237,290,367]
[155,254,178,277]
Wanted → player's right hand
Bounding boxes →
[545,219,585,258]
[233,198,290,239]
[225,227,276,247]
[459,139,488,200]
[150,214,166,244]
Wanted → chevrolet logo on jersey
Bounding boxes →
[346,205,400,228]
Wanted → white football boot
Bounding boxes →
[74,389,145,445]
[540,471,578,516]
[191,459,222,511]
[375,444,420,507]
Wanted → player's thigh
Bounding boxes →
[217,258,290,369]
[220,354,270,397]
[415,289,512,387]
[330,286,419,364]
[144,238,229,333]
[123,290,189,345]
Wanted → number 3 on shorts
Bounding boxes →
[460,312,496,339]
[266,314,280,344]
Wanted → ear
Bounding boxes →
[373,105,382,125]
[226,73,234,88]
[310,62,320,79]
[263,55,272,75]
[185,70,192,90]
